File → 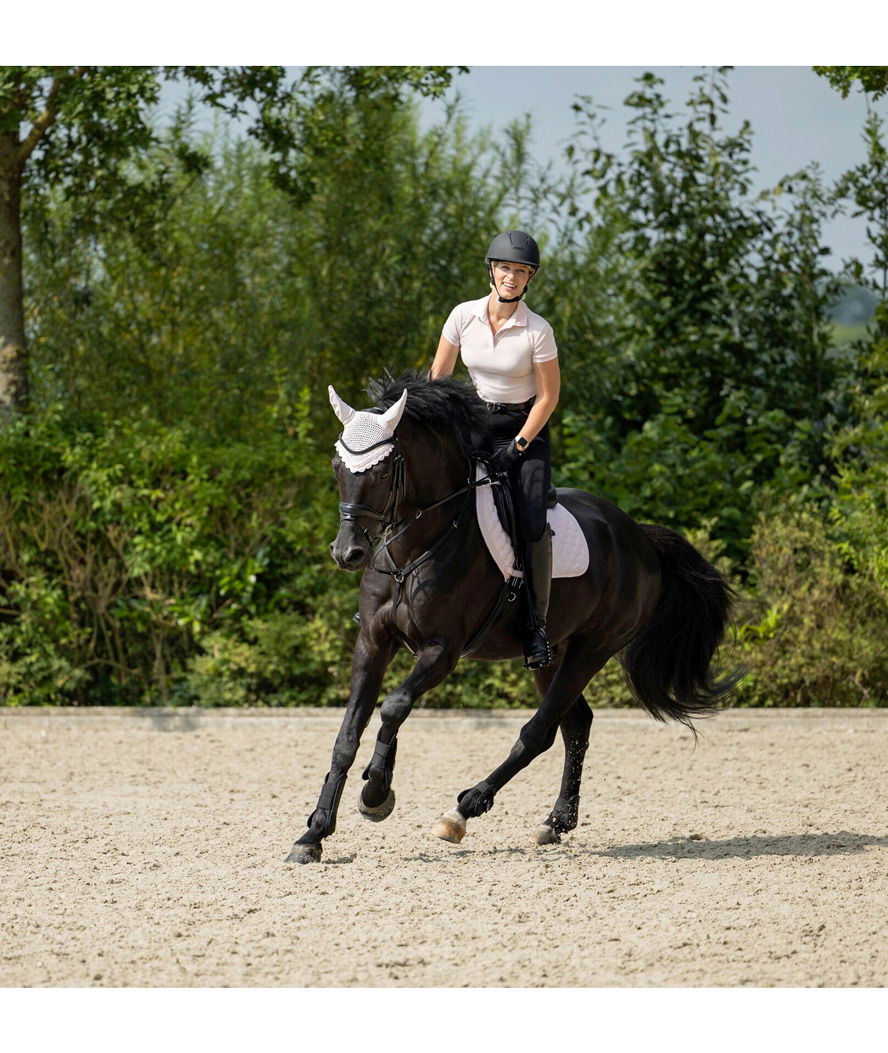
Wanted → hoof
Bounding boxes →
[534,823,561,846]
[285,842,323,864]
[358,787,396,822]
[431,809,466,844]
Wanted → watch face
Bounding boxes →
[517,438,528,451]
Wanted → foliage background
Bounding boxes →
[2,66,887,708]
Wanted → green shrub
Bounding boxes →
[733,505,888,706]
[6,411,886,710]
[0,409,346,705]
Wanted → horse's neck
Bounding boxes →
[392,482,467,552]
[385,449,470,560]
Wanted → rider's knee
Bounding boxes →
[518,512,548,543]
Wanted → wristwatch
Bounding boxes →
[515,436,529,453]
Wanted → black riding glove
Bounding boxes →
[490,440,522,477]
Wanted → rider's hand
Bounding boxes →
[490,440,522,477]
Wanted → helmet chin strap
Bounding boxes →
[490,282,526,304]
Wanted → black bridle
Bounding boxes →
[336,433,490,581]
[335,430,515,659]
[336,435,407,549]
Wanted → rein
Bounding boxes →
[377,481,476,584]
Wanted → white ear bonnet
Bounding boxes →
[328,386,408,473]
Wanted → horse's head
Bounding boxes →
[328,385,408,570]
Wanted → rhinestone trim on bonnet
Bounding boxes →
[328,386,408,474]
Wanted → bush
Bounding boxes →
[733,504,888,706]
[0,409,352,705]
[0,407,577,710]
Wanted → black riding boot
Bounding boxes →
[522,529,553,668]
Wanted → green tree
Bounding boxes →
[836,109,888,296]
[549,69,842,556]
[829,107,888,596]
[23,98,502,433]
[0,65,463,423]
[813,66,888,101]
[270,89,507,409]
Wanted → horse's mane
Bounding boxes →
[366,371,487,443]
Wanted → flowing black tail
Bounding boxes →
[620,524,742,729]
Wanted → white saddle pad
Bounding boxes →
[474,465,590,581]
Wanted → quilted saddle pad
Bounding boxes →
[474,464,590,581]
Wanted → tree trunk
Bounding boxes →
[0,133,28,423]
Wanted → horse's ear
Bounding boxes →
[379,389,408,430]
[328,386,355,425]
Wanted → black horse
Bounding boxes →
[286,373,739,864]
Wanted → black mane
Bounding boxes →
[366,371,487,441]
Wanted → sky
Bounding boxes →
[415,66,887,268]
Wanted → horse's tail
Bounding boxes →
[619,524,742,731]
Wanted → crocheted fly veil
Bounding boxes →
[329,386,408,473]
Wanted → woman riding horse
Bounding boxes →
[431,231,558,670]
[285,373,739,864]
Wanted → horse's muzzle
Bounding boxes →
[330,525,371,571]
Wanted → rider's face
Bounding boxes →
[492,260,535,298]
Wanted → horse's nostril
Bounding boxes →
[331,541,366,568]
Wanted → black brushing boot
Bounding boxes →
[522,529,553,668]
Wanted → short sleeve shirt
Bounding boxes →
[441,296,558,404]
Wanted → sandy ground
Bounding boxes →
[1,705,886,988]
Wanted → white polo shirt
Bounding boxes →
[441,295,558,404]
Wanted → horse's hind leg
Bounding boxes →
[534,693,593,845]
[433,638,608,844]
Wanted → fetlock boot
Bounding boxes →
[522,529,553,668]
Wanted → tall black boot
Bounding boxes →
[522,529,553,668]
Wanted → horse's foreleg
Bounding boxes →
[534,694,593,845]
[285,634,396,864]
[360,641,458,816]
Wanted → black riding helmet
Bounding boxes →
[485,231,541,303]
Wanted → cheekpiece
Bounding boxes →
[328,386,408,474]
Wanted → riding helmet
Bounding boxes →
[485,231,541,271]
